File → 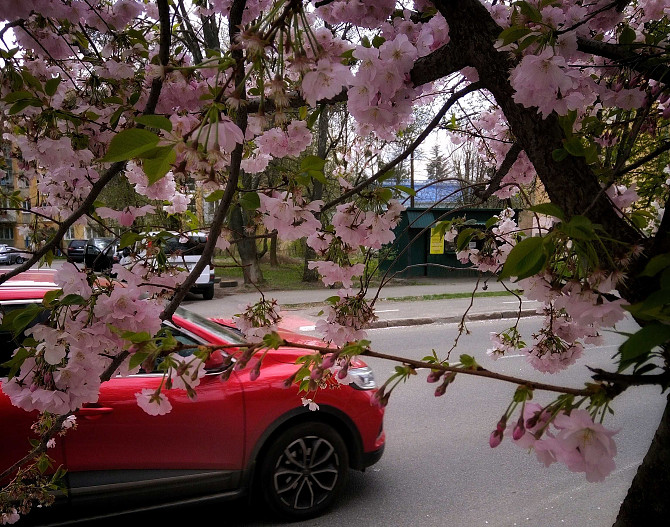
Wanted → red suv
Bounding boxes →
[0,270,385,523]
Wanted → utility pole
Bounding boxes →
[410,149,415,208]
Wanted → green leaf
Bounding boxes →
[43,289,63,306]
[60,294,86,306]
[129,352,150,370]
[119,230,142,249]
[514,1,542,22]
[45,77,61,96]
[619,25,637,46]
[459,354,478,369]
[306,107,322,129]
[121,330,152,343]
[498,26,533,46]
[619,323,670,366]
[560,215,596,240]
[3,90,34,103]
[300,155,326,184]
[393,184,416,196]
[528,202,565,221]
[640,253,670,278]
[377,187,392,203]
[101,128,161,162]
[377,170,396,182]
[9,99,40,114]
[22,69,43,92]
[499,236,547,281]
[0,304,43,336]
[263,331,283,349]
[109,106,124,129]
[135,114,173,132]
[240,191,260,210]
[140,145,176,184]
[456,227,478,252]
[552,148,569,162]
[205,189,225,202]
[563,136,586,157]
[372,35,385,48]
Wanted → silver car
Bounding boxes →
[0,245,28,265]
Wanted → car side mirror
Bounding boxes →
[204,349,225,370]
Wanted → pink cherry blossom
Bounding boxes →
[135,388,172,416]
[550,410,618,482]
[96,205,155,227]
[55,262,92,299]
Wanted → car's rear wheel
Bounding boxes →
[202,285,214,300]
[14,256,24,264]
[260,422,349,520]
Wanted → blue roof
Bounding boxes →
[384,181,463,206]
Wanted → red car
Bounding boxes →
[0,270,385,523]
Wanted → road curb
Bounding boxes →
[368,309,539,329]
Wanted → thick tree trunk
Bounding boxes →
[614,394,670,526]
[230,204,264,284]
[270,231,279,267]
[302,106,328,282]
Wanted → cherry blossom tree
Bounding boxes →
[0,1,669,525]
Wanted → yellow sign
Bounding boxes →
[430,228,444,254]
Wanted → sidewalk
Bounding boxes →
[186,276,541,329]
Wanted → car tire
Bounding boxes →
[14,256,24,264]
[259,422,349,520]
[202,285,215,300]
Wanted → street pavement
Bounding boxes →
[183,275,542,330]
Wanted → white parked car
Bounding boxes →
[145,231,216,300]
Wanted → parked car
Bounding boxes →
[0,270,385,524]
[66,239,87,263]
[0,245,28,265]
[84,237,119,272]
[150,231,216,300]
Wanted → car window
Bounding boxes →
[0,302,50,377]
[174,307,245,344]
[92,239,115,250]
[138,327,202,374]
[165,236,206,256]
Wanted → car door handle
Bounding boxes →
[77,406,114,420]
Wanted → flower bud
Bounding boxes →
[426,370,442,383]
[321,354,337,369]
[512,416,525,440]
[337,362,349,379]
[489,429,503,448]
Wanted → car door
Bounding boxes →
[61,326,246,508]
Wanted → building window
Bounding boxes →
[0,226,14,240]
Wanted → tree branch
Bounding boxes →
[321,82,482,212]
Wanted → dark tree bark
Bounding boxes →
[302,106,328,282]
[230,203,264,284]
[270,231,279,267]
[614,393,670,526]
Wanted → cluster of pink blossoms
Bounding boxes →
[1,262,187,416]
[456,208,519,274]
[508,404,618,483]
[347,10,448,140]
[487,271,628,374]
